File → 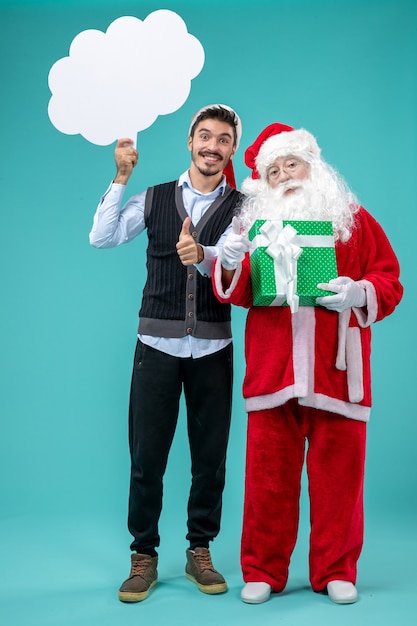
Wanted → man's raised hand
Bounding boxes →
[176,217,202,266]
[114,138,139,185]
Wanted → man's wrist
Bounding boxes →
[113,173,130,185]
[197,245,204,264]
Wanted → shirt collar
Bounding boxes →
[178,170,226,196]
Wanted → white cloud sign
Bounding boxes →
[47,10,205,146]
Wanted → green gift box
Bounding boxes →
[248,219,338,310]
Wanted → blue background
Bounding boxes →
[1,0,415,624]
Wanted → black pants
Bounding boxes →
[127,339,233,555]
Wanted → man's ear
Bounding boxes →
[187,136,193,151]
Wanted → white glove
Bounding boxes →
[316,276,366,312]
[220,217,251,270]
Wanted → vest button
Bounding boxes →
[186,327,193,334]
[188,293,194,300]
[192,231,198,238]
[188,311,194,317]
[188,274,194,280]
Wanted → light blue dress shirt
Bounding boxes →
[89,171,233,358]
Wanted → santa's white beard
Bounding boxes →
[239,163,359,242]
[264,180,317,218]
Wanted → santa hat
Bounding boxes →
[245,122,321,180]
[188,103,242,189]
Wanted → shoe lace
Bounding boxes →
[194,550,214,571]
[131,557,153,577]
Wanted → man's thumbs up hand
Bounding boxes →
[176,217,203,266]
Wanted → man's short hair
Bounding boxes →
[189,105,240,147]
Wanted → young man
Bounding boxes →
[89,104,243,602]
[213,123,403,605]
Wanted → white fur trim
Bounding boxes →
[292,307,315,397]
[213,256,242,299]
[256,129,321,178]
[353,279,378,327]
[245,385,298,412]
[241,177,266,196]
[346,327,364,403]
[298,394,370,422]
[246,391,370,422]
[336,310,350,370]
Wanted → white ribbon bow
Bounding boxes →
[260,221,303,313]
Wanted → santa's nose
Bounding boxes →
[277,171,291,183]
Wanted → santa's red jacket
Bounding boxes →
[213,207,403,422]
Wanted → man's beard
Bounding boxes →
[196,164,222,177]
[192,149,226,178]
[240,162,359,242]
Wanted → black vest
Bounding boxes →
[138,180,242,339]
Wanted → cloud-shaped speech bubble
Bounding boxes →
[47,10,205,146]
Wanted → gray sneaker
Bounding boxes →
[185,547,228,594]
[118,553,158,602]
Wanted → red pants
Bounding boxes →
[241,400,366,592]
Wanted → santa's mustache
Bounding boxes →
[270,179,305,199]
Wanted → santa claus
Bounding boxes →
[213,123,403,605]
